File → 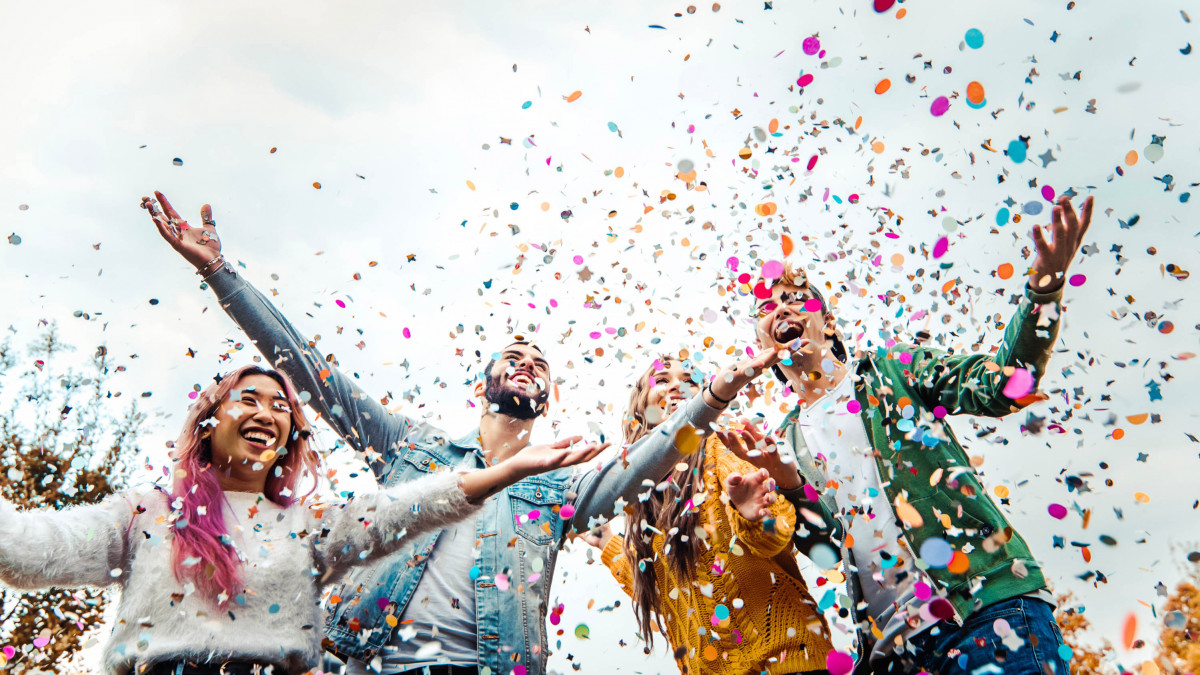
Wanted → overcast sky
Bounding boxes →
[2,0,1198,672]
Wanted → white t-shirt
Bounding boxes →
[347,513,480,674]
[793,375,936,661]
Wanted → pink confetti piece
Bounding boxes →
[932,236,949,259]
[1002,367,1034,399]
[1048,503,1068,519]
[930,96,950,116]
[846,400,861,413]
[802,37,821,55]
[762,260,785,280]
[1069,274,1086,286]
[827,651,855,675]
[797,73,814,87]
[1041,185,1056,201]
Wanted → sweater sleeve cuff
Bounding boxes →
[600,533,626,568]
[1023,283,1064,306]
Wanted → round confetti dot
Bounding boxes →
[803,298,823,312]
[993,618,1012,636]
[809,543,839,569]
[1007,140,1027,164]
[1134,492,1150,503]
[806,155,819,171]
[932,236,949,259]
[802,36,821,55]
[897,351,913,365]
[930,96,950,116]
[1059,644,1075,662]
[402,327,411,339]
[1023,200,1043,215]
[846,400,862,414]
[933,405,947,419]
[1041,185,1056,201]
[997,262,1014,280]
[573,255,583,264]
[510,202,519,210]
[994,485,1010,498]
[559,504,575,520]
[1002,367,1034,399]
[929,597,956,620]
[1048,503,1068,519]
[996,207,1010,226]
[941,216,958,233]
[714,604,730,621]
[966,81,986,105]
[521,101,532,109]
[172,158,183,166]
[1125,150,1139,166]
[761,260,784,280]
[947,551,970,574]
[312,182,322,189]
[826,650,855,675]
[1158,321,1174,334]
[1068,274,1086,287]
[875,78,891,94]
[872,140,885,153]
[964,28,984,49]
[1112,428,1125,440]
[797,73,814,87]
[753,282,772,300]
[1144,143,1164,162]
[919,537,954,568]
[890,253,905,266]
[606,121,619,132]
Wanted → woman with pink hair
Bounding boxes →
[0,365,605,675]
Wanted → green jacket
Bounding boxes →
[780,284,1063,623]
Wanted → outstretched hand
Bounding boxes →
[724,468,776,522]
[717,418,803,490]
[141,191,222,271]
[705,346,785,408]
[507,436,611,480]
[1028,195,1094,293]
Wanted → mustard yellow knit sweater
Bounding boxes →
[601,435,833,675]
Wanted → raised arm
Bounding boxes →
[565,347,784,533]
[0,495,134,590]
[908,196,1093,418]
[142,192,411,475]
[314,436,607,585]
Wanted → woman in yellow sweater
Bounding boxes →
[585,355,834,675]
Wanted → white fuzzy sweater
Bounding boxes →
[0,471,477,675]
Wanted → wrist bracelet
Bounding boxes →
[706,382,734,406]
[196,255,224,276]
[200,259,230,282]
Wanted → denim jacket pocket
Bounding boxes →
[508,482,564,545]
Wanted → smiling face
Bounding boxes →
[206,373,294,477]
[753,282,831,350]
[482,342,551,420]
[644,359,694,424]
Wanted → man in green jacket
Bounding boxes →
[721,196,1093,675]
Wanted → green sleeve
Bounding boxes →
[907,284,1063,418]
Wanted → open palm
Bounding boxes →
[141,191,222,271]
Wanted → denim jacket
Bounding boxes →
[205,269,722,675]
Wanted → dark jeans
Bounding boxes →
[873,597,1071,675]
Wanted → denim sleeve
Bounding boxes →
[205,269,412,478]
[564,393,723,533]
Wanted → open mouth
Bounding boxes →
[240,428,277,449]
[773,320,805,343]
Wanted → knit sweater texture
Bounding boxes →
[601,435,833,675]
[0,470,476,675]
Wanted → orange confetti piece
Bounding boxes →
[1126,413,1148,425]
[312,182,322,189]
[704,645,718,660]
[871,140,885,154]
[1125,150,1138,166]
[941,279,957,293]
[614,166,625,178]
[947,551,970,574]
[1081,546,1092,563]
[1134,492,1150,503]
[894,496,924,528]
[466,180,476,191]
[896,7,907,17]
[997,263,1014,279]
[854,115,862,130]
[1112,428,1125,440]
[781,234,794,257]
[966,81,985,105]
[875,78,891,95]
[565,90,582,102]
[994,485,1010,498]
[755,202,778,216]
[1122,613,1137,649]
[768,118,779,134]
[675,426,701,455]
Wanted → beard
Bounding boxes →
[484,372,550,420]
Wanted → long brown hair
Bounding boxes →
[622,356,711,649]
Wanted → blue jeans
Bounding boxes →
[874,597,1070,675]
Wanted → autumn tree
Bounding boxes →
[0,324,143,673]
[1157,560,1200,675]
[1055,590,1115,675]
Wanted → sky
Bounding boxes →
[1,0,1198,672]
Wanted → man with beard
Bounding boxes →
[143,191,776,675]
[721,196,1094,675]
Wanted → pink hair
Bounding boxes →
[168,365,320,604]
